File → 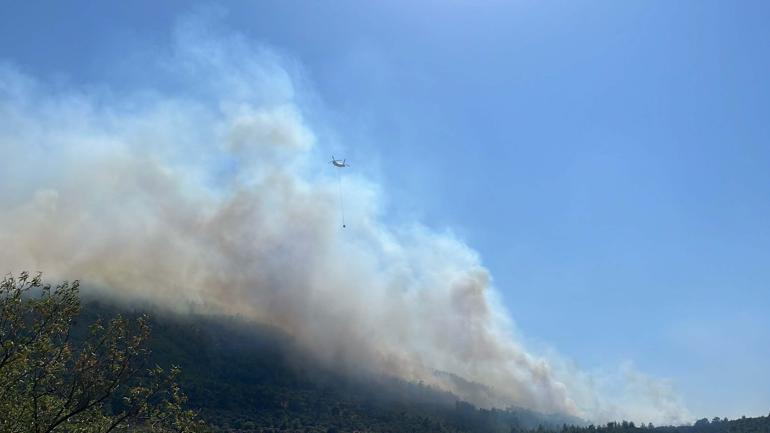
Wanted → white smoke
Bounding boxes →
[0,16,690,425]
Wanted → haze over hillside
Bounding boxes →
[0,17,686,424]
[73,298,770,433]
[2,2,769,427]
[75,298,587,432]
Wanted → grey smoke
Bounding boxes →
[0,18,690,425]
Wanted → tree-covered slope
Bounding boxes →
[77,300,769,433]
[77,300,582,433]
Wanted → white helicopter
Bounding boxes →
[329,156,350,168]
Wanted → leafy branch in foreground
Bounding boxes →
[0,271,206,433]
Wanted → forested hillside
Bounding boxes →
[78,301,769,433]
[77,300,580,432]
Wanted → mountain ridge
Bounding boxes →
[76,297,769,433]
[77,297,585,432]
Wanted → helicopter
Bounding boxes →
[329,156,350,168]
[329,156,349,228]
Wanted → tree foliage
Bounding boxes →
[0,272,205,433]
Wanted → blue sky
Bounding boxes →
[2,0,769,420]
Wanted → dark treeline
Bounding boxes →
[77,300,769,433]
[551,416,770,433]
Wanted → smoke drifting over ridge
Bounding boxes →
[0,18,689,424]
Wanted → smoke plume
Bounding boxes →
[0,17,689,424]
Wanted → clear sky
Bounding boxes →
[1,0,769,420]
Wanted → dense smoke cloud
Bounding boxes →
[0,16,689,424]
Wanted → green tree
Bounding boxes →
[0,272,205,432]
